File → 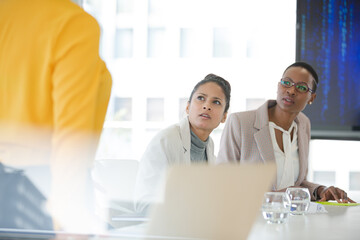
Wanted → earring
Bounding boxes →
[309,102,312,105]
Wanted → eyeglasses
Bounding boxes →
[279,77,315,93]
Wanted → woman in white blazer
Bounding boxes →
[134,74,231,213]
[217,62,354,203]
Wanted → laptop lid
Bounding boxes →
[146,163,276,240]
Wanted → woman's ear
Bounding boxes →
[221,112,228,123]
[309,93,317,105]
[186,101,190,114]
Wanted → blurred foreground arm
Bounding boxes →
[50,6,112,232]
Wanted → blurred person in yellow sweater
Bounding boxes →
[0,0,112,232]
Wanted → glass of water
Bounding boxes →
[286,187,311,215]
[262,192,291,224]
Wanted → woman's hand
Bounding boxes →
[317,186,356,203]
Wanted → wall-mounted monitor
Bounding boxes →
[296,0,360,140]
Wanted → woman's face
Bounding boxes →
[276,66,317,114]
[186,82,227,138]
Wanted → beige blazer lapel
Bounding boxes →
[254,101,276,164]
[295,116,308,185]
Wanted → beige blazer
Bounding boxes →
[134,117,216,212]
[216,100,321,200]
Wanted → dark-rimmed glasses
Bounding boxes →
[279,77,315,93]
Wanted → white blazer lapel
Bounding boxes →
[179,117,191,164]
[206,138,216,164]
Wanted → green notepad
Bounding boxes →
[316,201,360,206]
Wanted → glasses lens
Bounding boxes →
[296,83,309,93]
[281,80,292,87]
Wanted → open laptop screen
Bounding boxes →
[146,163,276,240]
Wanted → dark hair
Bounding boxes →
[188,74,231,112]
[284,61,319,93]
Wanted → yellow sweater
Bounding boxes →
[0,0,112,230]
[0,0,111,161]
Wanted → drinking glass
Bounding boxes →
[286,187,310,215]
[262,192,291,224]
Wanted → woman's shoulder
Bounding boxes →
[296,112,311,134]
[297,111,311,123]
[151,122,181,141]
[143,123,183,158]
[227,109,257,125]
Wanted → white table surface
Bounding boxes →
[109,203,360,240]
[248,204,360,240]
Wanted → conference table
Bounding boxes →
[111,204,360,240]
[0,204,359,239]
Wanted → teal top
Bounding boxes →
[190,129,209,162]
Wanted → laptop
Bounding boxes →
[146,163,276,240]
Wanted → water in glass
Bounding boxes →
[286,188,310,215]
[262,192,290,224]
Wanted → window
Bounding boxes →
[146,98,164,121]
[213,28,232,58]
[116,0,133,14]
[147,28,166,58]
[313,171,336,187]
[180,28,196,58]
[148,0,163,15]
[349,172,360,191]
[309,139,360,193]
[114,28,133,58]
[114,97,132,121]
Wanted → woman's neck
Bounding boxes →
[189,125,210,142]
[268,105,298,131]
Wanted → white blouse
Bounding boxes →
[269,121,300,190]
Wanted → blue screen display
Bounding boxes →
[296,0,360,133]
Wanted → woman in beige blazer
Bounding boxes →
[135,74,231,213]
[217,62,354,203]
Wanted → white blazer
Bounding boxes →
[134,117,215,213]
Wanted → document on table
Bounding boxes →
[307,202,328,214]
